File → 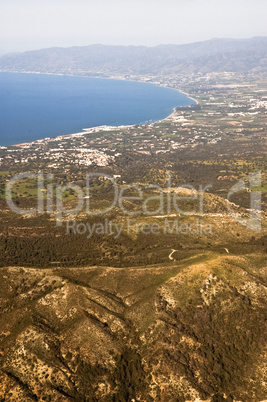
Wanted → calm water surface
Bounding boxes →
[0,72,195,146]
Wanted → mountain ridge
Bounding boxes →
[0,37,266,77]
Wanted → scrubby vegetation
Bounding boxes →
[0,73,266,400]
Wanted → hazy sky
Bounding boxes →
[1,0,267,55]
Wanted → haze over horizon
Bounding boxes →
[1,0,267,56]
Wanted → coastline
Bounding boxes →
[177,90,198,105]
[0,71,198,147]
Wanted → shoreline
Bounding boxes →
[177,90,198,105]
[0,71,198,147]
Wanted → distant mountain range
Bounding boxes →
[0,37,266,77]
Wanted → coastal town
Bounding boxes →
[0,0,267,397]
[0,73,266,174]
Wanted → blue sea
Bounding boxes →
[0,72,194,146]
